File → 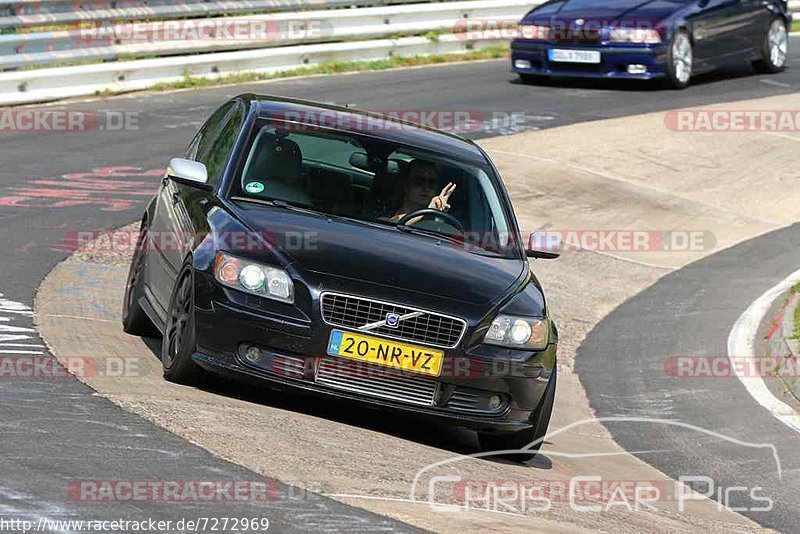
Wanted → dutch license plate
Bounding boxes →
[327,330,444,377]
[548,49,601,64]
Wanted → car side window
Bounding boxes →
[184,102,235,162]
[198,104,245,185]
[184,133,201,160]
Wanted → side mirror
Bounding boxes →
[526,232,562,259]
[167,158,209,188]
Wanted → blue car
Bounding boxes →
[511,0,791,88]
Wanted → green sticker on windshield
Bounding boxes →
[245,181,264,194]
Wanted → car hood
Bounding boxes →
[524,0,680,23]
[229,203,525,306]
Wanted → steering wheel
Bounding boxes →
[397,208,465,233]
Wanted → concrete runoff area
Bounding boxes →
[36,92,800,531]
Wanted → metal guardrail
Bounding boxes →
[0,0,527,104]
[0,33,506,104]
[0,0,530,68]
[0,0,795,105]
[0,0,430,30]
[2,0,223,16]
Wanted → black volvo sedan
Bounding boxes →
[123,94,559,453]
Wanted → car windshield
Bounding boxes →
[230,120,518,257]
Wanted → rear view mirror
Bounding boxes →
[167,158,209,188]
[526,232,562,259]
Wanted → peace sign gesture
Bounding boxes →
[428,182,456,212]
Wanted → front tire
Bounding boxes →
[122,220,159,337]
[666,30,693,89]
[161,264,204,385]
[478,368,557,461]
[753,18,788,73]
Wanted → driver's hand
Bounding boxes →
[428,182,456,212]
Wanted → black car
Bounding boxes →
[123,94,560,453]
[511,0,791,88]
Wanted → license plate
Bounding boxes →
[548,49,601,64]
[327,330,444,377]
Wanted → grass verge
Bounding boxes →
[793,20,800,33]
[141,45,509,93]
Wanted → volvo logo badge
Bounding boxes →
[385,313,401,328]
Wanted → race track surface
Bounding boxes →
[577,223,800,532]
[0,43,798,527]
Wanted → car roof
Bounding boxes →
[238,93,490,166]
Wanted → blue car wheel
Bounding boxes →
[754,18,789,73]
[666,30,693,89]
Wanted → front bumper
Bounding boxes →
[193,280,557,433]
[511,39,668,80]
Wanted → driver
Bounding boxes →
[389,159,456,224]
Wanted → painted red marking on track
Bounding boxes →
[0,166,163,212]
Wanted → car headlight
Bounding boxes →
[518,24,550,40]
[609,27,661,44]
[483,315,549,350]
[214,252,294,304]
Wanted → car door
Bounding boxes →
[738,0,772,52]
[690,0,750,65]
[147,102,235,315]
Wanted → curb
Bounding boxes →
[767,289,800,403]
[768,290,800,358]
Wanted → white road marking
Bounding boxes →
[0,335,35,343]
[727,267,800,434]
[0,325,35,333]
[0,293,40,350]
[760,78,792,88]
[764,131,800,142]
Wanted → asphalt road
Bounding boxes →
[577,223,800,532]
[0,42,798,528]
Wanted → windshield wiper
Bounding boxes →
[234,196,386,229]
[394,224,464,246]
[232,196,325,217]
